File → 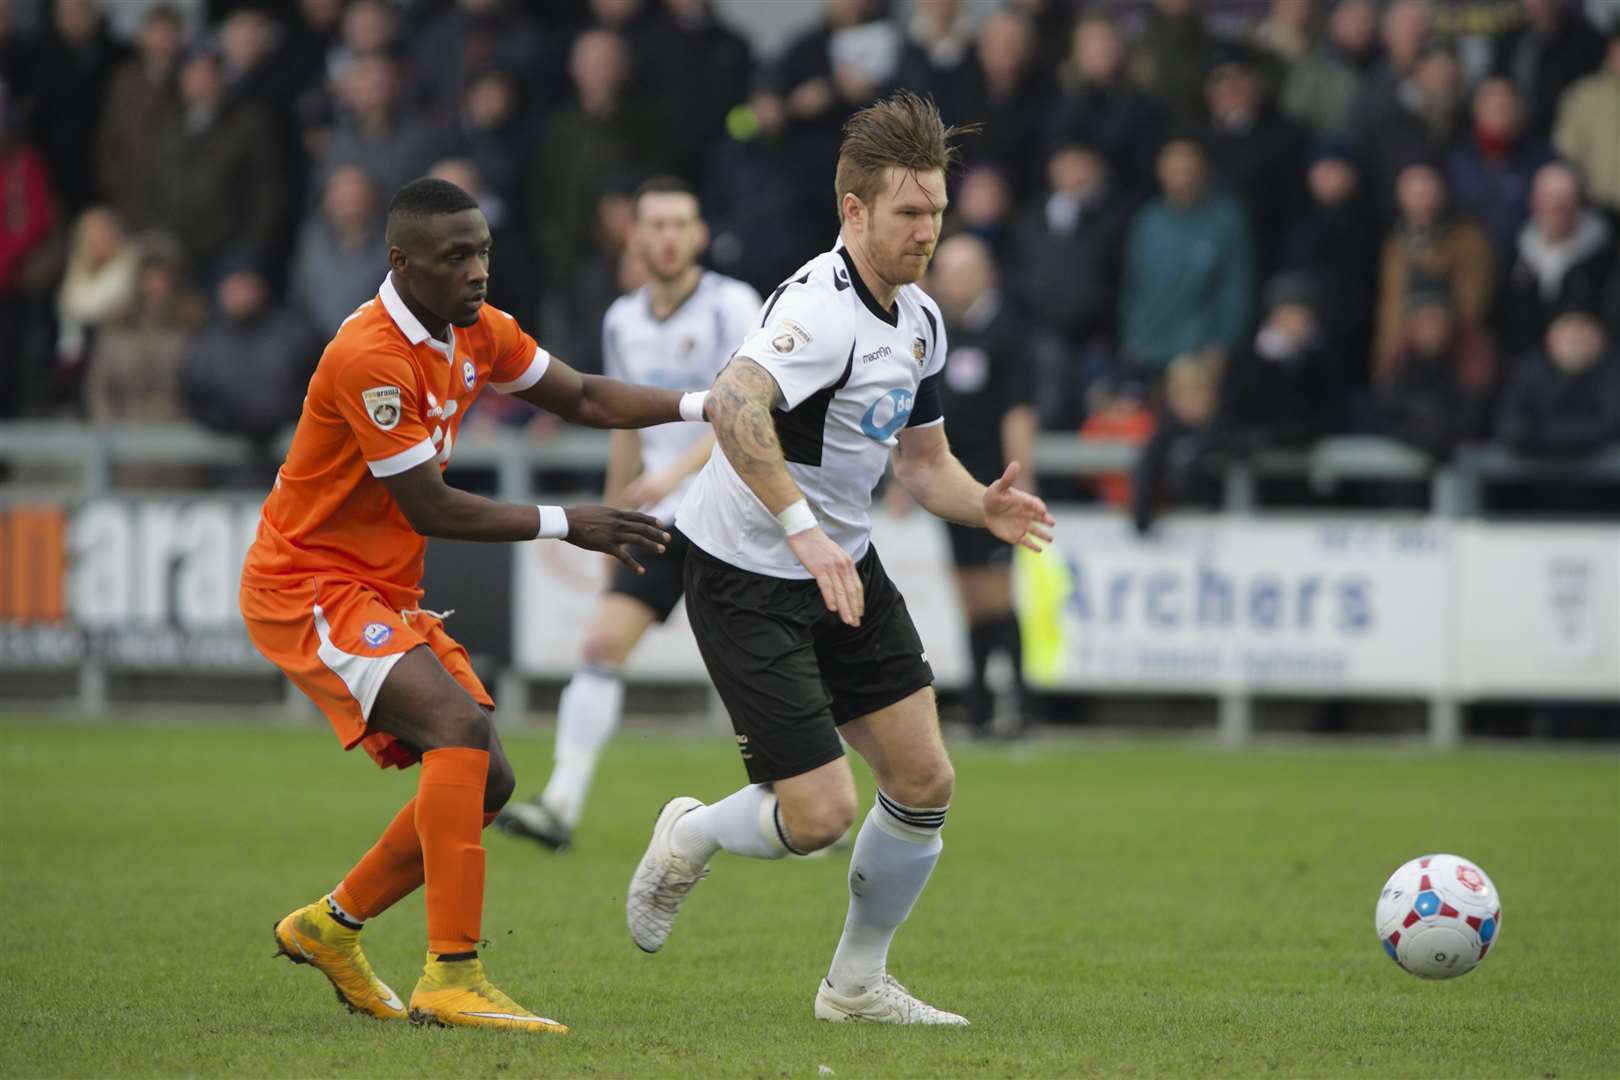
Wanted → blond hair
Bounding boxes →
[834,91,967,221]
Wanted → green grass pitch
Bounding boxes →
[1,717,1616,1078]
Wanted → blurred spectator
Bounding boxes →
[1009,142,1132,423]
[1553,28,1620,214]
[320,52,442,204]
[1280,142,1380,382]
[429,157,538,328]
[562,186,647,374]
[1249,0,1322,77]
[1447,77,1555,251]
[1282,0,1381,137]
[290,165,387,337]
[55,206,137,372]
[1129,0,1217,129]
[219,7,298,111]
[26,0,129,214]
[946,9,1046,200]
[1500,162,1615,356]
[1221,271,1346,445]
[328,0,399,86]
[409,0,546,124]
[0,0,28,96]
[530,29,662,292]
[1120,137,1255,377]
[181,261,318,441]
[1352,40,1468,221]
[949,164,1015,254]
[1077,383,1155,508]
[1044,10,1166,197]
[701,90,822,296]
[928,233,1034,737]
[94,4,184,225]
[1373,287,1496,459]
[1131,351,1225,533]
[639,0,753,187]
[276,0,344,117]
[896,0,976,101]
[1199,42,1310,277]
[1491,0,1606,140]
[1496,302,1620,455]
[1375,161,1494,376]
[443,67,534,210]
[144,46,284,282]
[85,234,204,427]
[0,80,56,417]
[770,0,899,185]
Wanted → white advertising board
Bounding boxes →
[1018,514,1451,694]
[1454,525,1620,699]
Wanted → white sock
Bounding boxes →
[540,667,623,827]
[324,891,364,929]
[671,783,792,862]
[825,791,946,997]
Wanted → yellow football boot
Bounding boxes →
[272,900,406,1021]
[407,953,569,1034]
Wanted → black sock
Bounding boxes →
[989,614,1024,698]
[435,950,478,963]
[965,620,997,729]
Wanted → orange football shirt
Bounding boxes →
[241,273,548,610]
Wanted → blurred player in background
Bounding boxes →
[496,178,761,852]
[243,178,711,1035]
[625,93,1053,1025]
[925,233,1036,739]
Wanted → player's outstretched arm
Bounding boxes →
[380,458,670,571]
[893,424,1054,551]
[618,430,716,511]
[710,356,864,627]
[513,354,705,430]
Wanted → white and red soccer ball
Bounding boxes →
[1375,854,1502,979]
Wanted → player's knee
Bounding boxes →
[433,699,493,751]
[782,790,858,852]
[484,752,515,813]
[580,633,630,669]
[887,759,955,810]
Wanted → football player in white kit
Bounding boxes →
[496,178,761,851]
[625,93,1054,1024]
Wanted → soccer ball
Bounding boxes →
[1374,853,1501,979]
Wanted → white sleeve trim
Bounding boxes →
[491,347,551,394]
[366,437,437,477]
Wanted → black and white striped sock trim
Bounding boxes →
[876,789,948,833]
[773,801,812,856]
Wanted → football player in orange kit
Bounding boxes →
[242,178,710,1034]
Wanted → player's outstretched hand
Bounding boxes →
[787,526,864,628]
[984,462,1056,552]
[564,506,670,574]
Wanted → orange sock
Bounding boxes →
[332,802,502,922]
[416,746,489,956]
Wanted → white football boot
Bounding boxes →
[626,797,710,953]
[814,974,969,1025]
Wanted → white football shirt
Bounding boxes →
[603,271,762,521]
[677,243,948,579]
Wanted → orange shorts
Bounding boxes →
[240,577,494,769]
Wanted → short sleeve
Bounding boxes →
[735,285,854,410]
[331,350,437,478]
[486,306,550,394]
[718,282,764,376]
[906,307,948,428]
[601,309,625,382]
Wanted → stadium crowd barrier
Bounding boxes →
[2,422,1616,745]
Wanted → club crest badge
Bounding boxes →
[362,622,392,647]
[462,359,476,390]
[361,386,402,430]
[912,337,927,364]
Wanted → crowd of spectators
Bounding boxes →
[2,0,1619,513]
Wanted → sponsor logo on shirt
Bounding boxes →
[859,387,915,441]
[861,345,893,364]
[362,386,402,430]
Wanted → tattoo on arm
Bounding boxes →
[711,357,798,512]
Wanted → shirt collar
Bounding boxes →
[379,272,432,346]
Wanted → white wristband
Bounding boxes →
[678,390,709,422]
[536,505,569,540]
[776,498,817,536]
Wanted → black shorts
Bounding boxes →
[607,526,692,622]
[945,521,1012,570]
[683,539,935,784]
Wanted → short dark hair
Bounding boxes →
[386,177,480,248]
[633,174,697,211]
[834,91,967,220]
